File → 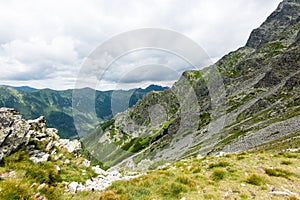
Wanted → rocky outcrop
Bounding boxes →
[0,107,80,162]
[0,108,59,161]
[66,167,139,193]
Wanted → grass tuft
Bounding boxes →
[281,160,293,165]
[99,190,120,200]
[211,169,226,181]
[245,174,266,186]
[208,161,230,169]
[264,168,293,178]
[161,182,189,198]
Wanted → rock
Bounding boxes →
[92,165,107,175]
[29,151,50,163]
[0,170,17,179]
[0,108,61,161]
[68,182,79,193]
[82,159,91,167]
[64,159,70,164]
[33,193,47,200]
[58,139,81,153]
[37,183,47,191]
[54,153,63,161]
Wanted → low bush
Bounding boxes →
[245,174,265,186]
[0,180,33,200]
[281,160,293,165]
[264,168,292,178]
[208,161,230,169]
[161,182,189,198]
[211,169,226,181]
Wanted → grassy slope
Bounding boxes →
[94,151,300,200]
[1,148,299,200]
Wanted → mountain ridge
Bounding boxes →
[0,85,167,138]
[82,0,300,170]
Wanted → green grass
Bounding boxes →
[97,151,300,200]
[0,180,33,200]
[208,161,230,169]
[245,174,266,186]
[281,160,293,165]
[211,169,226,181]
[264,168,293,178]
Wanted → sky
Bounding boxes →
[0,0,282,91]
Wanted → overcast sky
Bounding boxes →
[0,0,282,90]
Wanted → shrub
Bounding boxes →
[192,167,201,173]
[25,162,60,184]
[278,152,298,158]
[175,175,196,188]
[208,161,230,169]
[237,156,245,160]
[281,160,293,165]
[39,185,63,200]
[0,180,33,200]
[264,168,292,178]
[3,150,29,168]
[245,174,265,186]
[211,169,226,181]
[99,190,120,200]
[161,182,189,198]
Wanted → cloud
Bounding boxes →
[0,0,282,90]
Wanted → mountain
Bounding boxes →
[82,0,300,169]
[0,85,167,139]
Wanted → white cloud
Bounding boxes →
[0,0,282,90]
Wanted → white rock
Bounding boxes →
[59,139,81,153]
[37,183,47,191]
[30,152,50,163]
[68,182,79,193]
[54,153,63,161]
[92,166,107,175]
[82,159,91,167]
[64,159,70,164]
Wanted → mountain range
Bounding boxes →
[82,0,300,169]
[0,85,167,138]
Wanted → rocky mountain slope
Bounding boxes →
[0,85,167,139]
[83,0,300,170]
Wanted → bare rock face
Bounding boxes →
[0,107,60,161]
[246,0,300,49]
